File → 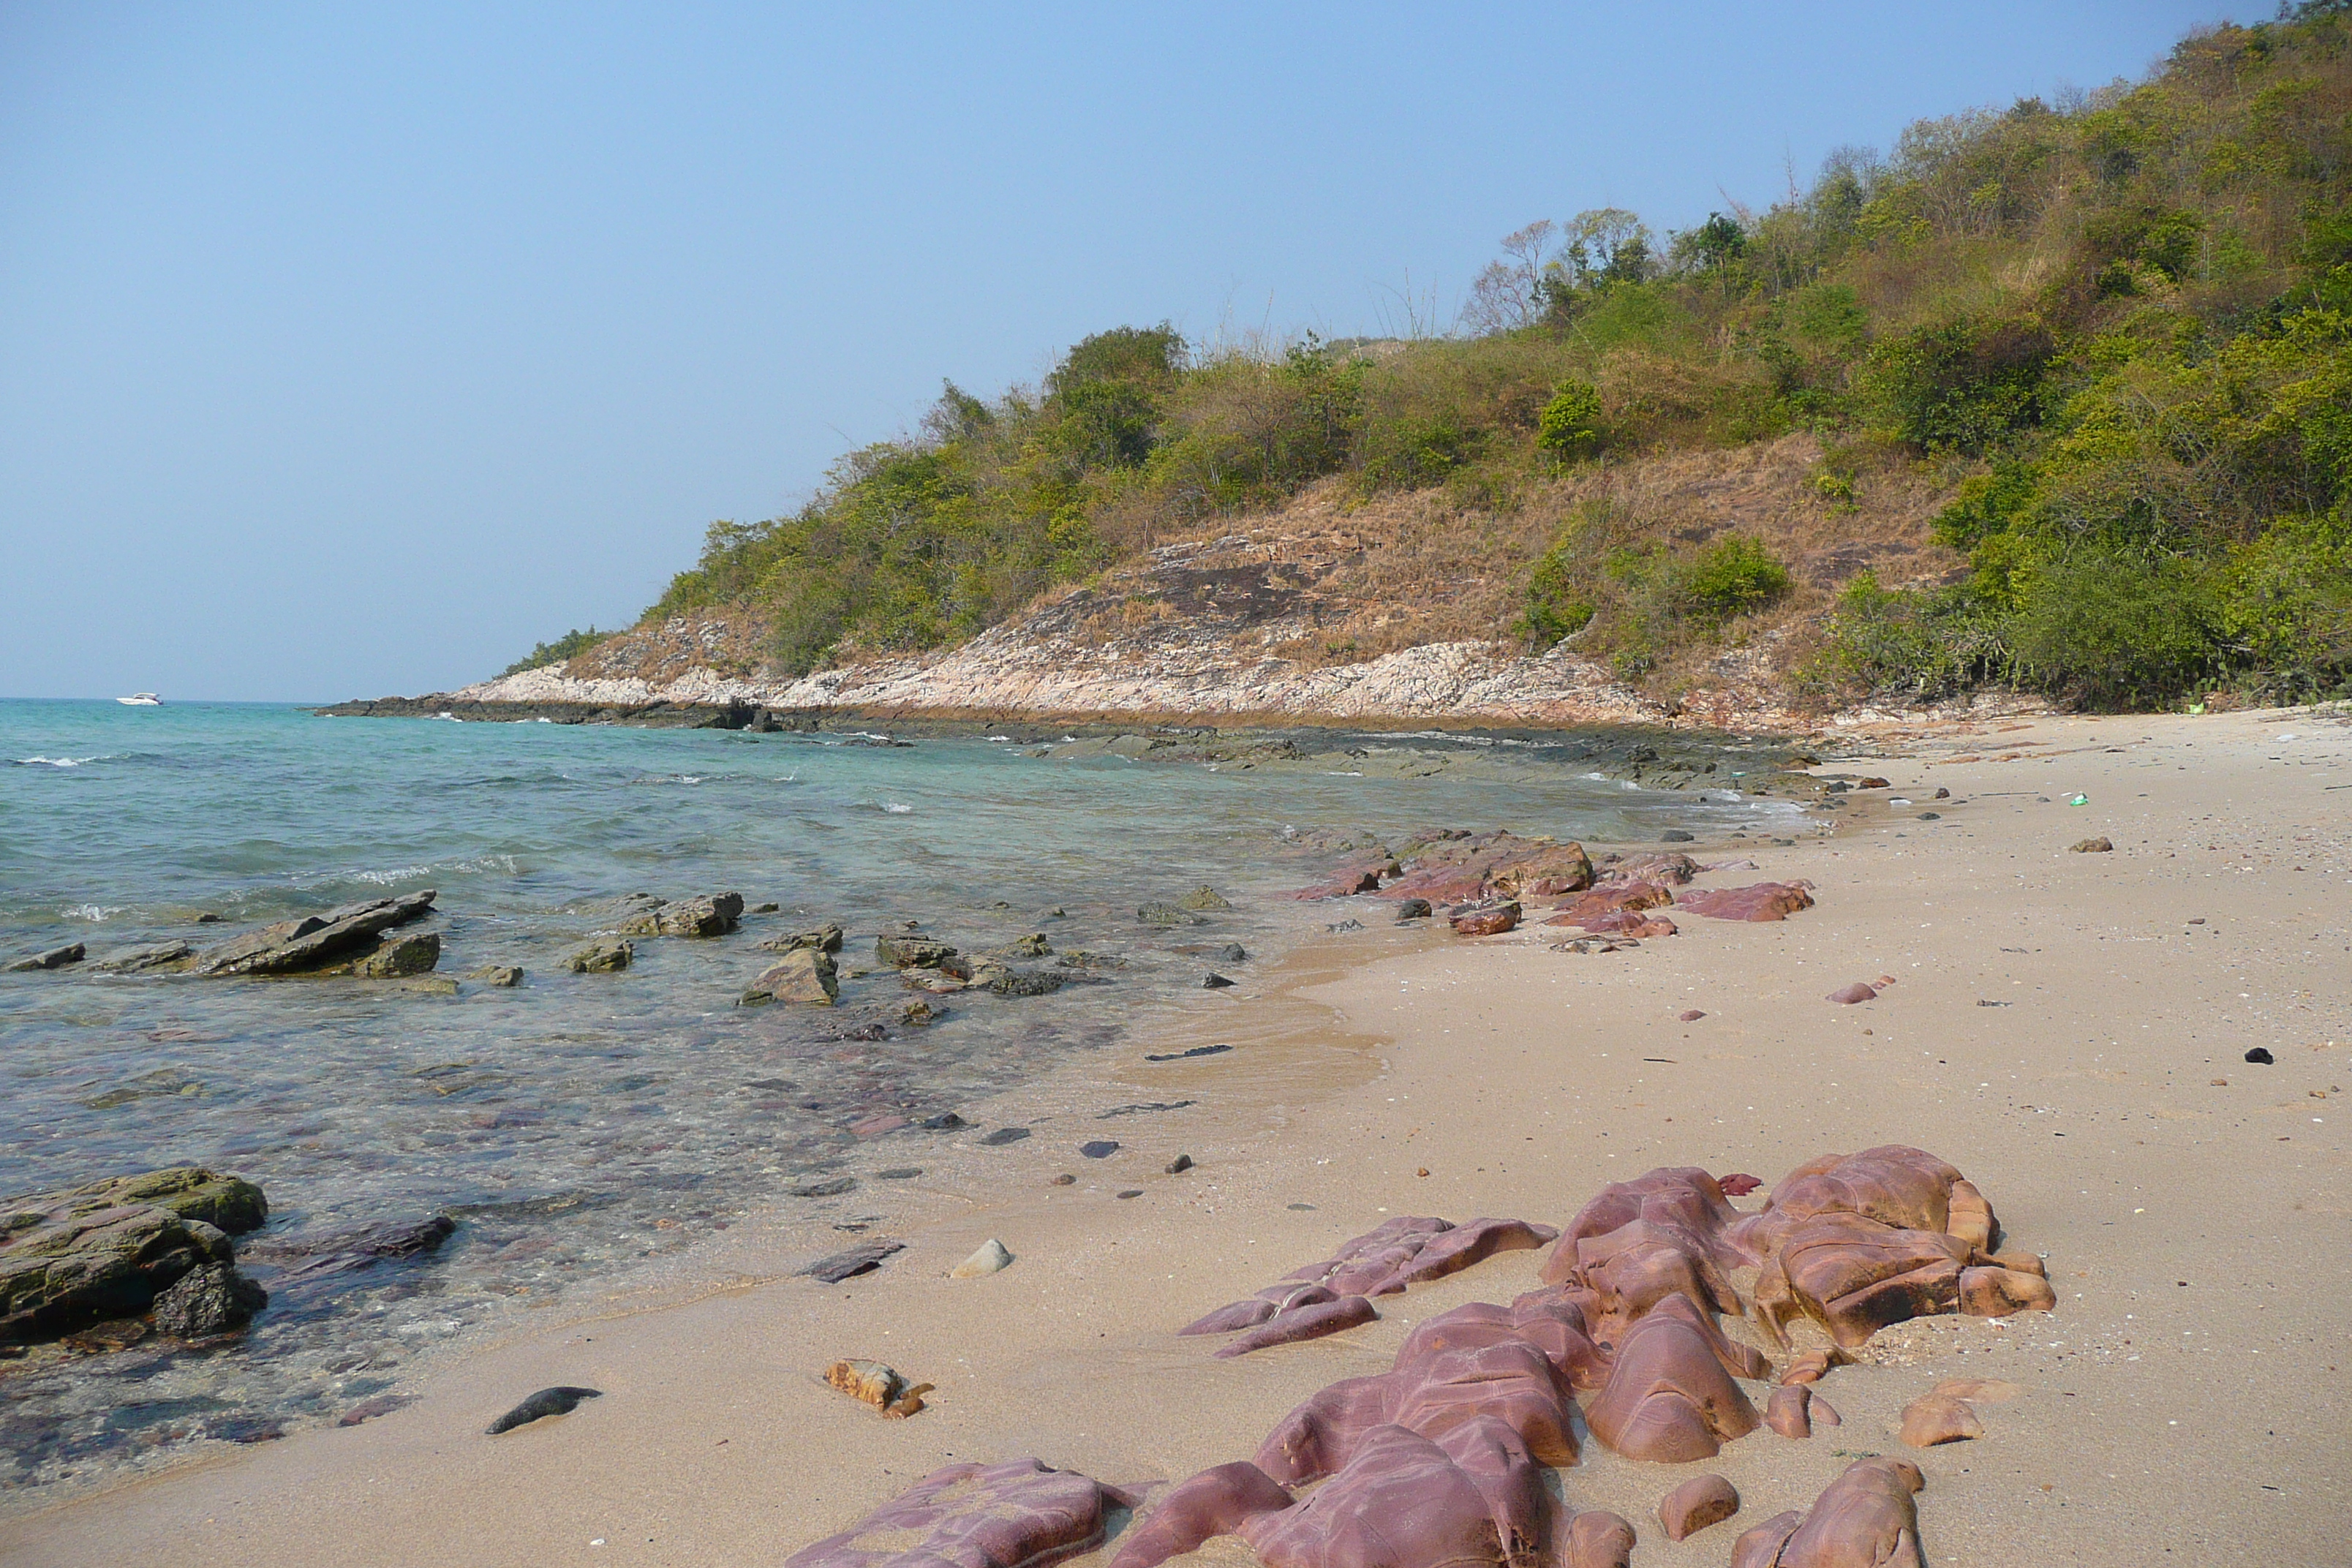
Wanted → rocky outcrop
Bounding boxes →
[783,1460,1133,1568]
[1,1167,268,1342]
[562,940,632,973]
[191,892,437,976]
[151,1262,269,1337]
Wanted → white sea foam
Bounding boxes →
[61,903,124,921]
[15,755,105,768]
[880,802,914,814]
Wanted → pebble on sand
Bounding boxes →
[951,1239,1014,1278]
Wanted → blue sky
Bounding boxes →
[3,2,2232,701]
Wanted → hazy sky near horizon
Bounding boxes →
[5,1,2233,702]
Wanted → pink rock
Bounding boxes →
[1765,1382,1813,1439]
[1718,1172,1763,1196]
[1544,881,1673,927]
[1180,1214,1555,1342]
[1213,1294,1377,1358]
[1659,1473,1742,1541]
[1678,1009,1708,1022]
[1677,882,1816,921]
[783,1458,1128,1568]
[1292,867,1385,900]
[849,1114,908,1138]
[1727,1457,1926,1568]
[1583,1296,1763,1462]
[1825,982,1877,1005]
[1564,1510,1637,1568]
[1449,901,1521,937]
[1239,1421,1547,1568]
[1106,1462,1292,1568]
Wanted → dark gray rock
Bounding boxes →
[192,892,437,976]
[487,1385,601,1434]
[1660,829,1697,843]
[979,1127,1031,1147]
[151,1262,268,1337]
[1203,973,1235,989]
[342,930,440,977]
[1215,942,1249,962]
[1079,1140,1119,1159]
[985,966,1063,997]
[1392,899,1433,921]
[798,1240,905,1283]
[790,1175,857,1197]
[5,943,86,973]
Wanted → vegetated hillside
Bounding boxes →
[538,7,2351,715]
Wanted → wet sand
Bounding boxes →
[4,706,2345,1566]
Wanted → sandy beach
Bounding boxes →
[3,705,2344,1567]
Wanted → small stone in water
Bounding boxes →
[1215,942,1248,962]
[1202,973,1235,989]
[791,1176,856,1197]
[920,1112,968,1131]
[1079,1140,1119,1158]
[1660,829,1696,842]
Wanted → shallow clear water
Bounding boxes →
[0,699,1809,1496]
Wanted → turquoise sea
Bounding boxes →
[0,698,1810,1498]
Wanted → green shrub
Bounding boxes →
[1535,380,1604,459]
[1518,542,1595,646]
[501,627,614,677]
[1862,314,2054,453]
[2215,511,2352,697]
[1678,535,1793,624]
[2006,552,2219,707]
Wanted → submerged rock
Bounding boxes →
[799,1239,904,1283]
[562,939,633,973]
[151,1262,268,1338]
[1179,885,1235,911]
[255,1214,458,1286]
[466,964,524,987]
[617,892,744,938]
[761,921,844,954]
[6,942,86,972]
[341,930,440,977]
[1,1166,265,1341]
[1138,901,1207,926]
[192,891,437,976]
[91,940,194,973]
[876,933,957,968]
[741,948,838,1006]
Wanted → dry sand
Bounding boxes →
[3,706,2345,1566]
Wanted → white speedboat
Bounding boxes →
[116,693,162,706]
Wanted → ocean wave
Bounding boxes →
[878,802,914,815]
[293,853,523,890]
[61,903,127,921]
[13,755,112,768]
